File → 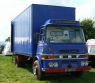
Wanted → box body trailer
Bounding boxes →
[11,4,90,79]
[11,4,75,55]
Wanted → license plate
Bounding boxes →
[65,68,75,72]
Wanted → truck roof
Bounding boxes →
[12,4,75,21]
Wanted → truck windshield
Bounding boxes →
[46,26,85,43]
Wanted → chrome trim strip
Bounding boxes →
[41,58,88,60]
[41,54,88,56]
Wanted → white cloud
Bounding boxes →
[0,0,33,41]
[76,0,95,20]
[32,0,62,6]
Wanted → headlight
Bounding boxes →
[85,61,88,66]
[81,61,88,66]
[48,62,54,67]
[53,62,58,67]
[48,62,58,67]
[81,61,85,66]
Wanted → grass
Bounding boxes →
[0,55,95,83]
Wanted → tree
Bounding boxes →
[5,37,10,42]
[80,18,95,40]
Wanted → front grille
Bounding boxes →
[63,56,68,58]
[72,55,77,58]
[62,60,77,63]
[62,55,77,58]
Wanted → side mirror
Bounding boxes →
[39,28,45,41]
[39,34,44,41]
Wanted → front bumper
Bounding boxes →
[43,66,91,73]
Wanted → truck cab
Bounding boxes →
[33,19,90,79]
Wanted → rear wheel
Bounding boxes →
[15,55,28,67]
[32,60,44,80]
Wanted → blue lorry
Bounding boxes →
[11,4,90,79]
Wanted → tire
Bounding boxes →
[15,56,22,67]
[15,55,26,67]
[32,60,44,80]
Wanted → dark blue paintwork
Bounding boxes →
[43,19,80,27]
[41,59,88,69]
[11,4,75,56]
[37,43,87,55]
[11,6,32,55]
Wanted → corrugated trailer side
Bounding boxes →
[11,6,32,56]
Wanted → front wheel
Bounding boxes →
[32,60,44,80]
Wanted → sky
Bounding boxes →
[0,0,95,41]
